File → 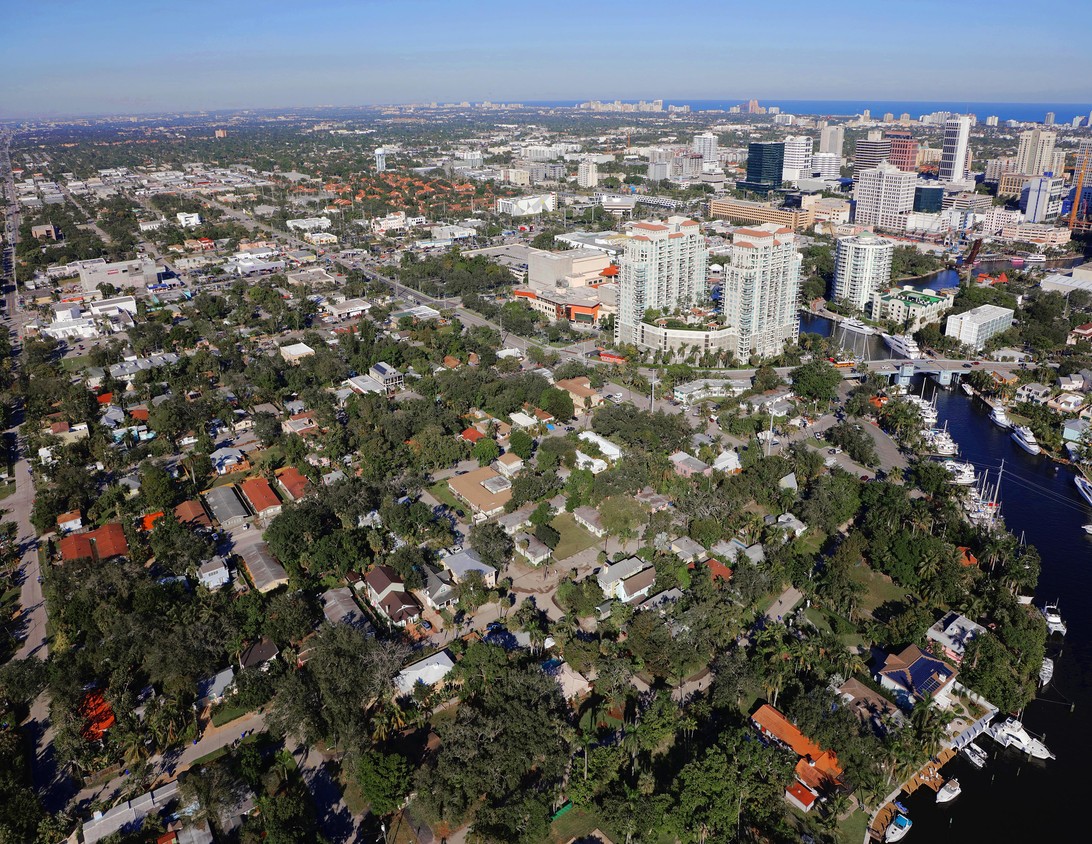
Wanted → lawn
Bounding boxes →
[0,480,15,501]
[796,528,827,556]
[851,562,909,615]
[549,512,600,561]
[428,481,468,519]
[61,354,92,372]
[211,703,253,727]
[837,807,869,844]
[549,807,622,844]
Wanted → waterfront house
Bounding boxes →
[926,611,986,665]
[1015,382,1051,404]
[751,704,842,812]
[877,644,957,708]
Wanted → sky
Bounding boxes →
[3,0,1091,117]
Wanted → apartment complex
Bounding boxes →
[831,232,894,310]
[1015,129,1057,177]
[615,217,708,347]
[577,160,599,188]
[869,287,955,332]
[781,136,814,184]
[721,224,802,360]
[945,305,1015,350]
[853,161,916,231]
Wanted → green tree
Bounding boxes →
[509,428,534,460]
[473,437,501,466]
[357,750,411,816]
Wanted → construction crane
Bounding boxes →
[1069,144,1092,231]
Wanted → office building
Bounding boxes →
[853,131,891,178]
[615,217,708,347]
[577,160,599,189]
[1015,129,1057,177]
[1045,111,1055,126]
[832,232,894,310]
[913,185,945,213]
[374,148,387,173]
[737,141,784,194]
[945,305,1014,350]
[692,132,719,161]
[810,152,841,180]
[819,125,844,157]
[721,224,802,360]
[1021,175,1065,223]
[938,116,972,182]
[781,136,815,184]
[853,161,916,231]
[884,130,919,172]
[707,197,815,231]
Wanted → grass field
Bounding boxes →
[210,703,252,727]
[61,354,91,372]
[837,807,869,844]
[428,481,468,519]
[549,807,622,844]
[851,562,909,615]
[550,512,600,561]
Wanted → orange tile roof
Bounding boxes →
[957,546,979,567]
[58,533,94,562]
[80,690,115,741]
[142,511,165,532]
[91,523,129,560]
[752,704,842,784]
[461,427,485,443]
[276,466,310,501]
[241,477,281,513]
[175,499,212,528]
[96,392,114,405]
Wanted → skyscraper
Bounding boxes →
[884,130,919,172]
[1015,129,1056,176]
[781,136,814,184]
[938,116,972,182]
[721,224,802,360]
[810,152,841,180]
[853,131,891,178]
[736,141,784,194]
[577,160,599,188]
[615,217,709,347]
[832,232,894,310]
[853,161,916,231]
[1045,111,1055,126]
[819,125,844,157]
[692,132,719,161]
[1021,176,1065,223]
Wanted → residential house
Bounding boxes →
[240,477,283,520]
[509,410,539,430]
[669,450,712,478]
[1068,323,1092,345]
[422,565,457,610]
[635,487,671,512]
[545,660,593,701]
[671,536,707,563]
[56,510,83,533]
[210,447,247,475]
[238,543,290,594]
[321,586,373,633]
[203,485,249,529]
[443,549,498,588]
[573,505,606,537]
[364,565,422,626]
[751,704,843,813]
[282,412,320,436]
[58,523,129,563]
[1047,392,1084,414]
[877,644,958,708]
[1015,382,1051,404]
[618,566,657,603]
[175,499,212,529]
[395,650,456,696]
[447,466,512,517]
[279,342,315,364]
[578,430,623,461]
[197,557,231,590]
[837,677,905,734]
[495,452,524,477]
[555,376,602,413]
[496,506,534,536]
[597,557,653,601]
[926,611,986,665]
[276,466,310,502]
[713,450,742,474]
[776,513,807,538]
[369,362,404,390]
[197,667,236,709]
[514,532,551,565]
[239,637,280,670]
[575,451,608,474]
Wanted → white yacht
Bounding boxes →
[936,778,961,804]
[1024,254,1046,264]
[1010,425,1041,455]
[1075,475,1092,507]
[989,405,1013,430]
[962,742,988,769]
[881,333,925,360]
[1039,657,1054,687]
[1041,602,1067,636]
[960,381,974,396]
[1083,523,1092,536]
[941,461,977,485]
[885,813,913,842]
[988,717,1055,760]
[842,317,877,335]
[923,428,958,456]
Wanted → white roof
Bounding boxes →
[395,650,456,695]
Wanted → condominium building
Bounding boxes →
[853,161,916,231]
[819,125,844,157]
[615,217,709,347]
[781,136,814,184]
[692,132,719,161]
[721,224,802,360]
[647,161,670,181]
[810,152,841,180]
[938,116,972,183]
[737,141,784,194]
[946,305,1014,350]
[831,232,894,310]
[501,167,531,186]
[869,287,955,332]
[853,131,891,178]
[1021,175,1065,223]
[577,160,599,189]
[1015,129,1057,177]
[884,130,919,172]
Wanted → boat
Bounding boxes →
[988,716,1055,760]
[841,317,877,336]
[881,333,925,360]
[936,778,961,804]
[1075,475,1092,507]
[1010,425,1041,455]
[1041,602,1067,636]
[1024,254,1046,264]
[989,405,1013,430]
[885,813,913,842]
[962,741,988,769]
[941,460,977,485]
[1039,657,1054,687]
[960,382,974,396]
[1010,256,1025,268]
[1083,523,1092,535]
[922,428,958,456]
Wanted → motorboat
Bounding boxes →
[1039,657,1054,687]
[1041,602,1067,636]
[960,382,974,396]
[1024,254,1046,264]
[1010,425,1041,455]
[842,317,877,336]
[988,716,1055,760]
[885,813,913,842]
[941,460,977,485]
[936,778,961,804]
[923,428,958,456]
[1083,523,1092,535]
[881,333,925,360]
[1010,256,1025,268]
[962,741,988,769]
[989,405,1013,430]
[1075,475,1092,507]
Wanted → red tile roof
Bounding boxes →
[276,466,310,501]
[58,523,128,562]
[174,499,211,528]
[240,477,281,513]
[461,427,485,443]
[80,690,115,741]
[752,704,842,788]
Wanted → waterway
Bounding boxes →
[888,381,1090,842]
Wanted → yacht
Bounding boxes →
[962,741,988,769]
[1083,523,1092,535]
[1010,425,1041,455]
[989,405,1013,430]
[988,717,1055,760]
[1039,657,1054,687]
[1075,475,1092,507]
[936,779,961,804]
[923,428,958,456]
[1024,254,1046,264]
[885,813,913,842]
[941,460,977,485]
[1041,602,1067,636]
[960,381,974,396]
[881,333,925,360]
[842,317,877,335]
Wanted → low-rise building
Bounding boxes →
[555,377,602,413]
[573,505,606,537]
[203,485,249,528]
[396,650,456,696]
[577,431,623,461]
[926,611,986,665]
[197,557,231,590]
[443,549,497,588]
[877,644,957,708]
[238,543,289,594]
[447,466,512,517]
[945,305,1014,350]
[280,342,315,364]
[751,704,842,813]
[869,286,955,332]
[240,477,283,520]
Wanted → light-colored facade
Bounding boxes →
[945,304,1015,350]
[781,136,814,184]
[721,224,802,360]
[810,152,841,180]
[1021,175,1065,223]
[938,116,972,183]
[1015,129,1057,177]
[819,125,844,157]
[615,217,708,347]
[853,131,891,177]
[693,132,719,161]
[707,197,815,231]
[78,258,159,294]
[577,160,599,188]
[869,286,955,332]
[853,161,916,231]
[495,193,557,216]
[832,232,894,310]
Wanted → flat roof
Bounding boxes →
[448,466,512,513]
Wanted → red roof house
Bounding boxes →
[240,477,283,519]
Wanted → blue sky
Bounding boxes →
[3,0,1090,116]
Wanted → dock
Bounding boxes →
[868,747,957,840]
